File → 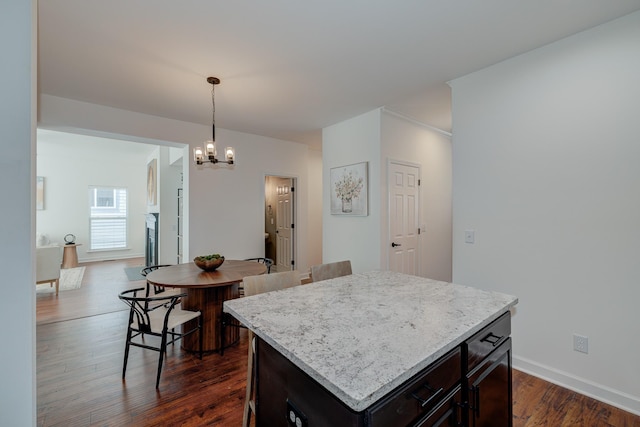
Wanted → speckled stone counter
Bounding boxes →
[223,270,518,412]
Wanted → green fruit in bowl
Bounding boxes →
[196,254,222,261]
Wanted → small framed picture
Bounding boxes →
[330,162,368,216]
[147,159,157,206]
[36,176,45,210]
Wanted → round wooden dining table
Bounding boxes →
[146,260,267,352]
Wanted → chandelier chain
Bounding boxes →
[211,83,216,134]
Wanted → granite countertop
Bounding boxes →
[223,270,518,412]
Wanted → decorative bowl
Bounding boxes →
[193,255,225,271]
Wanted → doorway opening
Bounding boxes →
[36,128,189,267]
[264,176,296,272]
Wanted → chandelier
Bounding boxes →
[193,76,235,166]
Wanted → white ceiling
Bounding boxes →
[38,1,640,149]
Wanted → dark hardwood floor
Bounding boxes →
[37,259,640,426]
[512,373,640,426]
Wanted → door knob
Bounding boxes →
[391,242,401,247]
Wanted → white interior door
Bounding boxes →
[388,161,420,275]
[275,178,293,271]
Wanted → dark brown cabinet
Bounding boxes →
[464,311,513,427]
[466,339,512,427]
[255,311,512,427]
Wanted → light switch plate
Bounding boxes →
[465,230,475,244]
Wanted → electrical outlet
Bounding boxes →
[573,334,589,354]
[286,400,308,427]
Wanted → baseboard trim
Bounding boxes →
[513,355,640,416]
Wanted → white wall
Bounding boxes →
[306,148,323,270]
[188,128,311,273]
[0,0,36,424]
[36,130,153,261]
[450,11,640,414]
[39,94,317,274]
[322,109,382,272]
[381,110,452,281]
[322,109,453,279]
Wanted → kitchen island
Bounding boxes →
[224,270,518,426]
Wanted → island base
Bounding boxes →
[254,312,513,427]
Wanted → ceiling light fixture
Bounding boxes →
[193,76,235,166]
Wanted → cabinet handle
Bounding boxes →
[481,332,503,347]
[411,383,444,408]
[475,385,481,417]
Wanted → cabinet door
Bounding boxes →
[467,339,512,427]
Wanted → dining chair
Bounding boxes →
[141,264,183,311]
[309,260,352,282]
[141,264,177,295]
[220,268,301,355]
[243,257,274,273]
[238,269,302,427]
[240,258,274,297]
[118,288,202,389]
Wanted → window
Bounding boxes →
[89,186,128,250]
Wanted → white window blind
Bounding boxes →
[89,186,128,250]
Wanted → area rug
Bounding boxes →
[36,266,85,294]
[124,266,146,281]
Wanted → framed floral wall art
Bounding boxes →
[330,161,368,216]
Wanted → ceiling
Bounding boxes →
[38,1,640,149]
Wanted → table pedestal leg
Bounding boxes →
[181,283,239,352]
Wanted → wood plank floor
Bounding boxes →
[37,259,640,426]
[36,257,146,325]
